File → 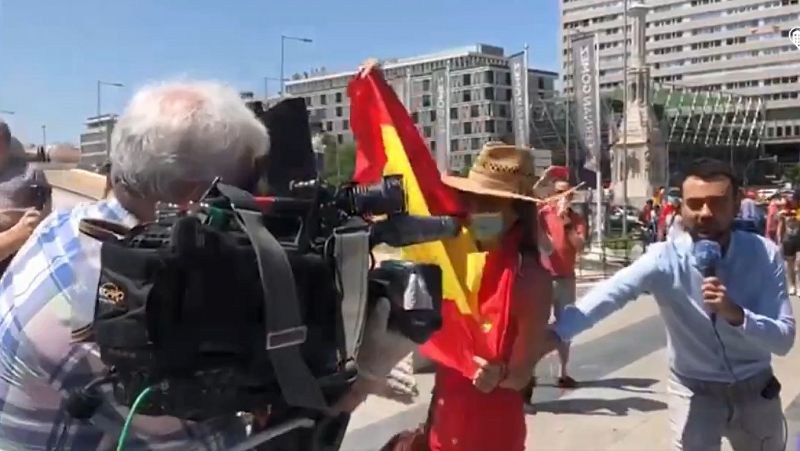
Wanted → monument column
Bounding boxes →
[611,3,667,207]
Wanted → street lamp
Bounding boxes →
[263,76,289,99]
[97,80,125,117]
[280,35,313,96]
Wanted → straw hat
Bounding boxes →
[441,142,539,202]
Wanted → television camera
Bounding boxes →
[65,98,459,451]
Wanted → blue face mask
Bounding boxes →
[469,212,505,241]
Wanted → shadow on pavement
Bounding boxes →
[535,377,660,394]
[526,396,667,416]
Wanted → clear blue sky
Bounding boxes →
[0,0,560,144]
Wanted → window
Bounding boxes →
[430,110,437,122]
[412,112,419,123]
[505,73,512,84]
[463,122,472,134]
[485,71,494,83]
[471,138,481,149]
[485,120,496,133]
[451,139,459,151]
[538,78,545,90]
[335,92,343,103]
[767,127,774,137]
[794,126,800,136]
[326,121,333,132]
[463,74,471,85]
[423,126,432,138]
[777,127,783,137]
[785,126,792,136]
[499,105,508,117]
[465,154,473,167]
[484,87,495,100]
[463,91,472,102]
[506,89,513,101]
[343,120,349,130]
[336,106,343,117]
[306,97,313,106]
[337,134,343,144]
[320,94,327,105]
[431,141,437,151]
[423,79,431,91]
[423,95,432,107]
[450,108,458,120]
[471,105,480,118]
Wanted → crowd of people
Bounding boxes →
[0,63,794,451]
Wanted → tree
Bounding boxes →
[783,164,800,187]
[322,139,357,186]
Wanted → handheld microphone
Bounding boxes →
[693,239,722,323]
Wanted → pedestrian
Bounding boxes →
[538,158,794,451]
[0,121,51,276]
[664,196,685,241]
[766,193,781,243]
[421,143,553,451]
[639,199,655,247]
[739,190,758,221]
[537,178,587,389]
[777,191,800,295]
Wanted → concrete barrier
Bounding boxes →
[45,169,106,200]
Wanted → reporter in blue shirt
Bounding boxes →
[541,158,795,451]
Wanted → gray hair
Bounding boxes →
[109,80,269,199]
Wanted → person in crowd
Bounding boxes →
[0,81,414,450]
[639,199,655,247]
[777,191,800,295]
[739,190,758,221]
[0,123,51,275]
[766,193,781,243]
[537,158,794,451]
[420,144,553,451]
[537,178,586,389]
[663,196,685,241]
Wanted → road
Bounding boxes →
[342,288,800,451]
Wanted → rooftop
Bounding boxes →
[285,43,514,86]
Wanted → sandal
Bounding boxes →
[557,376,578,389]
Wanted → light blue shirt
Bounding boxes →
[553,230,796,383]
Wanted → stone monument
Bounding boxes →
[611,3,668,207]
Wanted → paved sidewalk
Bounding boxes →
[342,293,800,451]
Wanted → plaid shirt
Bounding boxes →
[0,198,246,450]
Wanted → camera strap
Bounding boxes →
[216,184,327,411]
[333,221,371,359]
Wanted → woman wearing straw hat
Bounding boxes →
[420,143,553,451]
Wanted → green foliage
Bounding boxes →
[784,164,800,186]
[323,140,357,186]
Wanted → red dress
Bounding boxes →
[422,228,534,451]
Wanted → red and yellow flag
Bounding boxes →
[348,69,515,377]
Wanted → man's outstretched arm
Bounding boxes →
[536,246,664,359]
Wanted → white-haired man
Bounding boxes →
[0,80,416,450]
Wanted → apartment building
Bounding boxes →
[284,44,557,171]
[78,114,117,171]
[560,0,800,155]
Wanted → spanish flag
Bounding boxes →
[348,68,513,378]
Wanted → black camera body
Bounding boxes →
[81,176,451,423]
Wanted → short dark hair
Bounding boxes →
[682,158,739,196]
[0,121,10,145]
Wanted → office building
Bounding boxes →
[284,44,558,171]
[79,114,117,171]
[560,0,800,157]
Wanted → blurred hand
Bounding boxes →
[472,356,505,394]
[330,297,417,413]
[358,58,382,78]
[12,209,42,239]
